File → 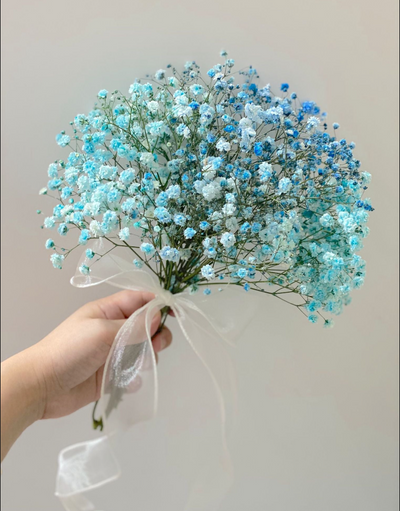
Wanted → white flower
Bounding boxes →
[202,182,222,201]
[222,203,236,216]
[216,137,231,152]
[90,220,103,236]
[147,101,159,113]
[220,232,236,248]
[225,217,239,232]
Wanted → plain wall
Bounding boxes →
[1,0,399,510]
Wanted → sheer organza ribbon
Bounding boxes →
[55,238,256,511]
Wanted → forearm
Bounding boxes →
[1,348,44,461]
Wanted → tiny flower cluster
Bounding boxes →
[39,52,372,326]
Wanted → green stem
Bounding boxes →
[92,399,104,431]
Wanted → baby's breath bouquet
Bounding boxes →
[40,52,373,511]
[39,51,372,328]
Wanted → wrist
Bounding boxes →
[1,347,46,460]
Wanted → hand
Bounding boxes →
[1,290,172,460]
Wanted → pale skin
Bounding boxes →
[0,290,173,462]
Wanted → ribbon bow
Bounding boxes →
[55,239,257,511]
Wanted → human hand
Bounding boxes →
[1,290,172,460]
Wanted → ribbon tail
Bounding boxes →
[56,299,163,511]
[173,299,237,511]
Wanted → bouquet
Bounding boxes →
[39,51,372,327]
[38,51,372,510]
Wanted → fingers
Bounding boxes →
[152,326,173,354]
[104,310,161,344]
[85,290,158,320]
[94,325,172,399]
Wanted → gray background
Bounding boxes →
[1,0,399,509]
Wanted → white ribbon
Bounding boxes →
[55,238,257,511]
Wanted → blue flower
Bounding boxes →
[98,89,108,99]
[45,239,55,249]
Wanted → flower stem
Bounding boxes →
[92,399,104,431]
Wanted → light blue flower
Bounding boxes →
[166,184,181,199]
[44,217,55,229]
[201,264,215,280]
[154,207,172,224]
[119,227,130,241]
[79,229,90,245]
[190,84,204,96]
[140,243,156,256]
[184,227,196,239]
[174,214,186,226]
[133,259,144,268]
[160,246,180,262]
[45,239,55,249]
[79,264,90,275]
[277,177,292,195]
[237,268,248,278]
[48,163,58,178]
[58,223,68,236]
[50,253,64,269]
[120,169,135,185]
[155,69,166,80]
[320,213,334,228]
[56,133,70,147]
